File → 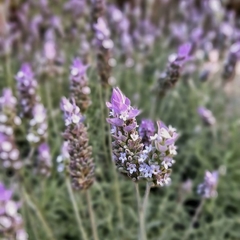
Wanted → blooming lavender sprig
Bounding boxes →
[93,17,114,87]
[139,119,155,147]
[69,58,91,112]
[157,43,191,96]
[0,88,22,136]
[0,133,22,170]
[61,97,95,190]
[197,107,216,126]
[197,171,218,198]
[106,88,179,186]
[106,87,143,180]
[0,183,28,240]
[37,143,52,177]
[26,103,48,145]
[15,63,40,118]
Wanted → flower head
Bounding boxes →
[197,171,219,198]
[37,143,52,177]
[198,107,216,126]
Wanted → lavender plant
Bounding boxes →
[0,183,28,240]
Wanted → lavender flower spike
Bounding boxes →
[157,43,191,96]
[15,63,39,118]
[198,107,216,126]
[61,98,95,190]
[0,133,22,170]
[197,171,219,198]
[70,58,91,112]
[0,183,28,240]
[106,87,143,180]
[0,88,22,136]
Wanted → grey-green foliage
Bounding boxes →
[1,43,240,240]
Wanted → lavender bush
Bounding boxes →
[1,1,240,240]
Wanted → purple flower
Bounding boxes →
[15,63,39,118]
[61,97,82,126]
[106,87,140,123]
[198,107,216,126]
[0,89,17,109]
[0,182,28,239]
[0,133,21,170]
[70,58,89,80]
[37,143,52,177]
[0,183,12,202]
[197,171,218,198]
[177,42,191,60]
[139,119,155,147]
[27,104,48,144]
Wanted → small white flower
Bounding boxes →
[151,165,160,175]
[0,114,7,123]
[138,153,147,163]
[169,144,177,155]
[143,145,152,154]
[119,152,127,163]
[150,134,158,141]
[119,111,129,121]
[9,149,19,161]
[130,132,139,141]
[127,163,137,174]
[5,200,18,216]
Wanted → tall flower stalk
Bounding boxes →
[106,87,179,239]
[61,97,98,240]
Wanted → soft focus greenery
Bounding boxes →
[1,12,240,240]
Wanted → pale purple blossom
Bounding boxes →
[197,171,218,198]
[198,107,216,126]
[0,183,28,239]
[139,119,155,147]
[37,143,52,177]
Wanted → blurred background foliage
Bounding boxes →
[1,0,240,239]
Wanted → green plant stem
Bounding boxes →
[22,187,56,240]
[135,182,151,240]
[184,198,205,239]
[86,190,99,240]
[44,81,61,148]
[66,178,88,240]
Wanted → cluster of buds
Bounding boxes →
[197,107,216,126]
[0,133,21,170]
[93,17,114,87]
[15,64,40,119]
[139,119,155,147]
[69,58,91,113]
[0,183,28,240]
[197,171,218,198]
[0,89,22,170]
[37,143,52,177]
[106,88,178,186]
[26,104,48,145]
[222,42,240,82]
[157,43,191,96]
[56,141,70,173]
[0,89,21,136]
[61,97,95,190]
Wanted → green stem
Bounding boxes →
[184,198,205,239]
[22,187,56,240]
[66,178,88,240]
[86,190,99,240]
